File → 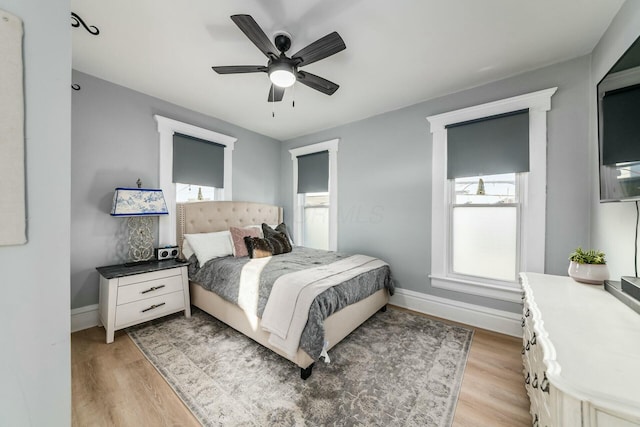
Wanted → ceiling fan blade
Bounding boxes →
[296,71,339,95]
[292,32,346,66]
[268,85,285,102]
[230,15,278,59]
[212,65,267,74]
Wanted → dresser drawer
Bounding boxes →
[115,290,185,328]
[117,273,184,305]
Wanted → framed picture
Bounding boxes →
[0,9,26,246]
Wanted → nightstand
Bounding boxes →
[97,259,191,343]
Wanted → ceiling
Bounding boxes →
[72,0,625,141]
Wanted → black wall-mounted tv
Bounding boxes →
[597,36,640,203]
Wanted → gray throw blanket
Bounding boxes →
[188,247,394,360]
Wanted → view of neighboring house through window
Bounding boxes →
[175,183,219,203]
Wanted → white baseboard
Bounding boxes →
[390,288,522,337]
[70,304,99,333]
[71,291,521,337]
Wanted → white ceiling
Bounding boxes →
[72,0,625,141]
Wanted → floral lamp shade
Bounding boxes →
[110,188,169,217]
[110,187,168,263]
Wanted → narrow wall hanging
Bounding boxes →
[0,9,26,245]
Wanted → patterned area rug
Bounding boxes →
[127,307,473,427]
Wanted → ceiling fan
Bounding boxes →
[212,14,346,102]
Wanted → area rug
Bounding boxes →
[127,307,473,427]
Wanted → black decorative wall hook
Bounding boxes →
[71,12,99,35]
[71,84,81,91]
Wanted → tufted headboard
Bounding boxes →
[176,201,283,248]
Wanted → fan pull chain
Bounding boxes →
[292,84,295,108]
[272,85,276,118]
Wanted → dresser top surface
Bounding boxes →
[521,272,640,409]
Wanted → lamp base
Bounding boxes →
[127,216,154,262]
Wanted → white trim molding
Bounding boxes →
[426,88,557,300]
[70,304,100,333]
[154,115,237,246]
[390,288,522,337]
[289,139,339,251]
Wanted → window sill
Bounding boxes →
[429,274,523,303]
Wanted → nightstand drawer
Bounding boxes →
[117,274,184,305]
[115,290,185,328]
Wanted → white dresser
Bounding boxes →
[98,260,191,343]
[520,273,640,426]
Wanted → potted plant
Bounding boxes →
[568,247,609,285]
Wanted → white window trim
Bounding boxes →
[154,115,236,246]
[289,139,339,251]
[426,87,557,302]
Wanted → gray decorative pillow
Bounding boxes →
[262,223,293,244]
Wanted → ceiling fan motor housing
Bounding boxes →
[274,32,292,53]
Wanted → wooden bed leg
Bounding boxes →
[300,363,314,380]
[380,305,387,313]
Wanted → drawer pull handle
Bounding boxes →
[142,302,166,313]
[525,372,530,385]
[533,414,539,427]
[532,373,539,388]
[541,374,550,393]
[525,308,530,317]
[521,317,525,327]
[525,340,531,351]
[521,293,525,301]
[531,332,537,345]
[141,285,166,294]
[521,346,525,355]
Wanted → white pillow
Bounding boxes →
[184,231,233,266]
[181,238,195,260]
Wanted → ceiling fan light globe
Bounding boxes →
[269,69,296,88]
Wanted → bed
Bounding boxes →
[176,200,393,379]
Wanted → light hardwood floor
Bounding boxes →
[72,306,530,427]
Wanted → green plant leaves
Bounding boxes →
[569,247,606,264]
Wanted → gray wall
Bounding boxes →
[281,55,592,313]
[71,70,281,309]
[591,0,640,279]
[0,0,71,425]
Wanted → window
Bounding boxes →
[289,140,339,250]
[451,173,519,282]
[427,88,557,302]
[155,115,236,246]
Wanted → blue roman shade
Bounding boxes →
[602,84,640,165]
[446,109,530,179]
[172,133,224,188]
[297,151,329,193]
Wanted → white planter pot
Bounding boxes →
[568,261,609,285]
